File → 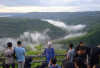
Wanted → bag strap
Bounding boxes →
[14,47,16,53]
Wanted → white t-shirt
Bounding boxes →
[67,49,74,62]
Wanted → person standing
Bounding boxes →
[66,43,74,62]
[15,41,25,68]
[41,42,55,64]
[73,46,87,64]
[74,41,90,56]
[4,42,15,68]
[74,41,90,65]
[90,46,100,68]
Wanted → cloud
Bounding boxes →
[0,0,100,12]
[45,20,86,33]
[45,20,87,41]
[0,29,51,52]
[0,5,100,13]
[0,0,100,7]
[64,32,86,39]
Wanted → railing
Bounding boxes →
[27,54,66,62]
[0,54,66,68]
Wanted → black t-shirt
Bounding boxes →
[74,45,90,56]
[90,47,100,65]
[73,53,87,62]
[74,45,80,53]
[78,65,87,68]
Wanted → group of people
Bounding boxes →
[2,41,100,68]
[66,41,100,68]
[4,41,25,68]
[36,41,100,68]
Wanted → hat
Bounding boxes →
[47,41,52,46]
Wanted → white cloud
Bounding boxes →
[0,0,99,6]
[64,32,86,39]
[0,0,100,12]
[45,20,86,32]
[0,5,100,13]
[45,20,87,41]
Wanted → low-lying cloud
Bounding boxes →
[64,32,86,39]
[44,19,86,39]
[45,20,86,32]
[0,29,50,52]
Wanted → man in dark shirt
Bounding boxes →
[90,46,100,68]
[73,46,87,64]
[74,41,90,57]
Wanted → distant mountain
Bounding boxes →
[0,13,25,17]
[12,11,100,20]
[1,11,100,25]
[12,11,100,26]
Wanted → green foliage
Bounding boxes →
[25,44,66,67]
[34,44,43,51]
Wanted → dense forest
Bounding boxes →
[0,11,100,48]
[0,17,66,39]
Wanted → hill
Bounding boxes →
[0,17,66,39]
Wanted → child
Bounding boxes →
[48,58,61,68]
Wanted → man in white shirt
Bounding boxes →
[66,43,74,62]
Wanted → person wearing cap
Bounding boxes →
[41,42,55,64]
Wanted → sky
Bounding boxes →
[0,0,100,13]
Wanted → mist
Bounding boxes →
[45,20,86,32]
[0,29,51,52]
[64,32,86,39]
[44,20,86,39]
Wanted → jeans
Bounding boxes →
[17,61,25,68]
[46,58,51,64]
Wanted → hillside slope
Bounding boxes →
[56,23,100,48]
[0,17,66,39]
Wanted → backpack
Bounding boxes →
[25,57,33,64]
[24,57,33,68]
[13,47,17,60]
